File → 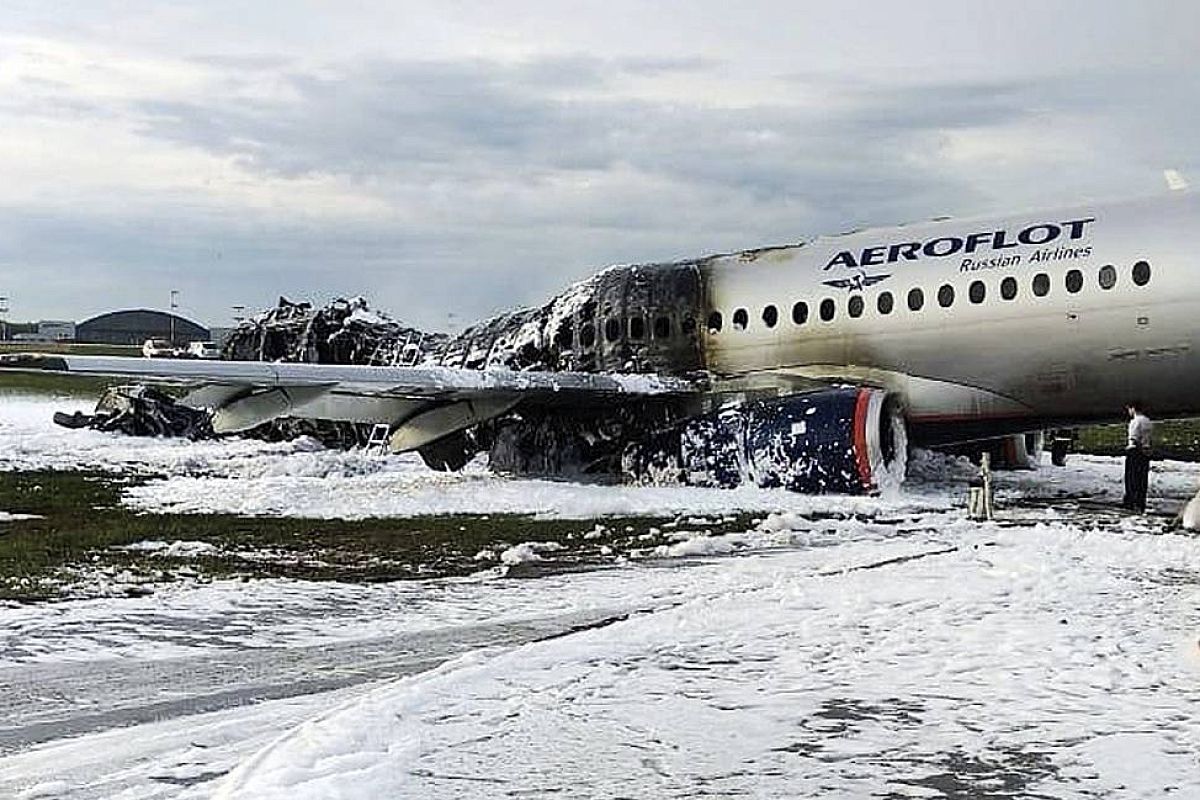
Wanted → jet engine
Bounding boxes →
[623,387,908,494]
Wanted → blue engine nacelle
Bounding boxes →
[623,387,907,494]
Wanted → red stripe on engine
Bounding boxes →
[853,389,873,491]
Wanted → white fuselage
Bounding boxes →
[701,191,1200,428]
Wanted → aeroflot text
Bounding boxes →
[824,217,1096,270]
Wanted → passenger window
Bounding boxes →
[1000,276,1017,300]
[733,308,749,330]
[1065,269,1083,294]
[579,323,596,348]
[682,315,696,334]
[555,322,573,349]
[969,280,986,304]
[654,316,671,338]
[762,305,778,328]
[1032,273,1050,297]
[937,284,954,308]
[605,318,621,342]
[907,287,924,311]
[1132,260,1151,286]
[819,298,835,322]
[848,295,864,318]
[877,292,894,315]
[707,311,723,333]
[1098,265,1117,290]
[792,301,808,325]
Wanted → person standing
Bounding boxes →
[1123,400,1153,512]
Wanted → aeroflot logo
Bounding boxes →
[823,217,1096,270]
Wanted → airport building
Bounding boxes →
[37,321,76,341]
[75,309,210,346]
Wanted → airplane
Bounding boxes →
[3,182,1197,495]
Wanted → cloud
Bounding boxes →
[1,16,1198,328]
[125,56,1186,249]
[131,58,1027,206]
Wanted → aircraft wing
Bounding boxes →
[0,353,702,451]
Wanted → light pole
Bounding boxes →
[232,305,245,325]
[169,290,179,345]
[0,296,8,342]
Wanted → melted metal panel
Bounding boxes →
[437,261,708,376]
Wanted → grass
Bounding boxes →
[0,470,759,602]
[0,342,140,397]
[0,372,122,397]
[1074,419,1200,461]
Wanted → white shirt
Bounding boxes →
[1128,412,1152,453]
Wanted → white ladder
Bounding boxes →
[365,423,392,453]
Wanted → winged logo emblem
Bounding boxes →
[822,272,891,292]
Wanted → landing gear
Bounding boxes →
[1049,430,1075,467]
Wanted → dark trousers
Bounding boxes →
[1123,449,1150,511]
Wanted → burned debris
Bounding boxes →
[54,385,214,441]
[221,296,447,366]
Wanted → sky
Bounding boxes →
[0,1,1198,330]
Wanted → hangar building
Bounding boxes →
[75,310,210,346]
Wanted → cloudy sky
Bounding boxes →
[1,1,1198,329]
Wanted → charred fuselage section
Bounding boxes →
[433,261,706,375]
[428,260,710,477]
